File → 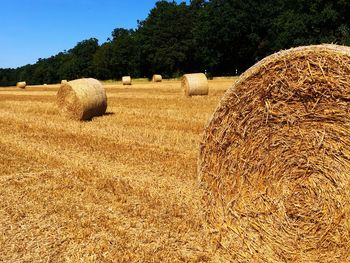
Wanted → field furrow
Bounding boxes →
[0,79,234,262]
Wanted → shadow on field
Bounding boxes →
[84,112,115,122]
[104,112,115,116]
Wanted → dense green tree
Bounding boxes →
[93,29,141,80]
[137,1,195,77]
[110,28,140,78]
[56,52,74,81]
[69,38,99,78]
[92,42,113,80]
[193,0,282,75]
[0,68,17,86]
[18,64,36,84]
[272,0,350,49]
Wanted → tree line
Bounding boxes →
[1,0,350,86]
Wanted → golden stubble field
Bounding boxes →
[0,78,235,262]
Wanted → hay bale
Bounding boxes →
[122,76,132,85]
[16,81,26,89]
[152,74,162,82]
[61,80,68,84]
[56,78,107,121]
[182,73,208,96]
[199,44,350,262]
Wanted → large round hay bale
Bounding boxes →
[56,78,107,121]
[182,73,208,96]
[152,74,162,82]
[122,76,132,85]
[199,44,350,262]
[16,81,26,89]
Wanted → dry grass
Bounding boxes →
[0,78,235,262]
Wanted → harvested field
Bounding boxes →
[0,78,234,262]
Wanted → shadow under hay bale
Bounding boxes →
[56,78,107,121]
[182,73,208,96]
[199,44,350,262]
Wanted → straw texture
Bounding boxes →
[16,82,26,89]
[152,74,162,82]
[122,76,132,85]
[61,80,68,84]
[182,73,208,96]
[199,44,350,262]
[56,78,107,121]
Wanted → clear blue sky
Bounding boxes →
[0,0,189,69]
